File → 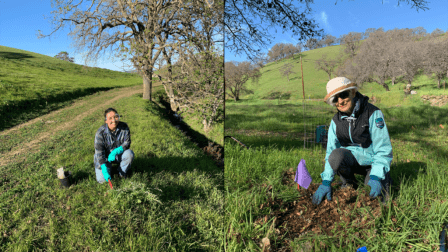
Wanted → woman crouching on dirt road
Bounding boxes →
[312,77,393,205]
[94,108,135,184]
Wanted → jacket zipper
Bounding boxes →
[342,115,355,145]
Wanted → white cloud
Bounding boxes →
[321,11,328,26]
[287,37,299,44]
[318,11,332,32]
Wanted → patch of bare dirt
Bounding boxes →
[202,143,223,168]
[0,86,143,167]
[421,95,448,107]
[241,171,397,251]
[281,168,296,187]
[253,184,385,251]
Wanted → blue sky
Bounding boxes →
[0,1,445,69]
[0,0,223,72]
[0,0,132,71]
[225,0,448,62]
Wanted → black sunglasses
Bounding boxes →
[332,90,350,103]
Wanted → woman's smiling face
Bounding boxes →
[105,111,119,131]
[334,89,356,114]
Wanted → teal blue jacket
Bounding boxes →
[321,92,393,182]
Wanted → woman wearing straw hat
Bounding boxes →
[312,77,393,205]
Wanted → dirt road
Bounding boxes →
[0,86,142,167]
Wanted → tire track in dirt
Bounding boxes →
[0,86,139,137]
[0,86,142,167]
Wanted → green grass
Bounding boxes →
[225,89,448,251]
[0,45,144,130]
[240,39,447,102]
[0,93,224,251]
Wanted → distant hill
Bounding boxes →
[241,34,447,101]
[0,45,142,130]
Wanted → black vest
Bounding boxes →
[332,92,380,148]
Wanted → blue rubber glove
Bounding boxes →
[107,146,124,162]
[101,163,111,182]
[312,180,332,205]
[368,175,382,198]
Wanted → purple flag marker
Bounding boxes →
[294,159,312,189]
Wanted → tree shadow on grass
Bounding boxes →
[388,161,427,200]
[70,170,90,185]
[0,52,35,60]
[129,155,223,203]
[0,86,118,131]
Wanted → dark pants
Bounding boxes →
[328,148,393,202]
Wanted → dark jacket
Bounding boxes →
[94,121,131,170]
[321,92,393,181]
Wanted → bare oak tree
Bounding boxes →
[314,54,339,81]
[54,51,74,63]
[362,28,378,40]
[225,61,261,101]
[304,38,320,51]
[336,56,371,89]
[339,32,363,58]
[267,43,300,62]
[422,38,448,88]
[166,0,224,131]
[268,43,285,62]
[39,0,191,101]
[279,62,296,82]
[396,40,425,88]
[355,29,397,91]
[253,52,268,68]
[322,34,337,47]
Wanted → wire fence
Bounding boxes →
[301,99,332,151]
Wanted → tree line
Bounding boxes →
[226,26,447,101]
[334,27,447,91]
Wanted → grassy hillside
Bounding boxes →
[241,39,447,107]
[0,91,224,251]
[0,46,145,131]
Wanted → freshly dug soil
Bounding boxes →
[252,169,388,251]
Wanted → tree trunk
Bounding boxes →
[437,79,441,89]
[391,76,395,86]
[143,74,152,101]
[163,83,179,112]
[328,73,331,81]
[202,118,212,132]
[382,83,390,91]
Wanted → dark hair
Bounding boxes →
[104,108,118,120]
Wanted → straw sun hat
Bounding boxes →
[324,77,358,106]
